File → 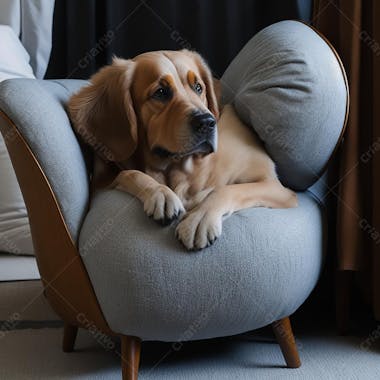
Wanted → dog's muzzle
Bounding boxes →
[152,112,218,159]
[188,112,217,154]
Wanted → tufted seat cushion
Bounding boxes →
[79,190,324,341]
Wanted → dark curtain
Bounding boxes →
[313,1,380,319]
[46,0,312,80]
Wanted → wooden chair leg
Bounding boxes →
[121,335,141,380]
[62,323,78,352]
[272,317,301,368]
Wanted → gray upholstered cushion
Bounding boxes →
[79,190,324,341]
[0,79,89,242]
[221,20,348,190]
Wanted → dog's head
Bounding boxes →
[68,50,219,167]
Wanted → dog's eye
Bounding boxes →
[152,87,172,101]
[194,82,203,95]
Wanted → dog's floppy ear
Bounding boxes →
[182,50,219,120]
[68,58,137,163]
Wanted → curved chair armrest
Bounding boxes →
[0,110,113,335]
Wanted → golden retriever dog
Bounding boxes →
[68,50,297,250]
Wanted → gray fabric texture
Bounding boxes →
[0,79,89,242]
[308,172,329,205]
[221,20,348,190]
[79,190,324,341]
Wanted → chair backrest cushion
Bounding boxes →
[0,79,89,242]
[221,20,348,190]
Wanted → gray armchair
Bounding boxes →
[0,21,348,379]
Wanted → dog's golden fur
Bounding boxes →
[68,49,297,250]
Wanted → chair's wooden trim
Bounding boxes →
[272,317,301,368]
[0,110,113,336]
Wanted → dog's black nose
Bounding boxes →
[190,113,216,133]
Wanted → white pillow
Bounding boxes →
[0,24,34,255]
[0,25,35,81]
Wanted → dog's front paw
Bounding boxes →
[175,209,222,250]
[144,185,185,225]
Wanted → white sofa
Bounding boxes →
[0,0,55,280]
